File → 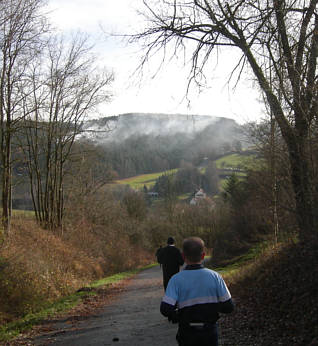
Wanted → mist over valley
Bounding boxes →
[79,113,245,179]
[81,113,241,144]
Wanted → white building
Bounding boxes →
[190,189,207,205]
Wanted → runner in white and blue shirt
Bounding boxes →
[160,237,234,346]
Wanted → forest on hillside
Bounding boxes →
[8,114,245,211]
[80,114,244,178]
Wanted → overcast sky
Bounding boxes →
[46,0,265,124]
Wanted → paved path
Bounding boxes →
[33,266,178,346]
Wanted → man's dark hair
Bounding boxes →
[183,237,204,262]
[167,236,175,245]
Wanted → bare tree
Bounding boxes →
[0,0,48,236]
[132,0,318,241]
[20,33,113,230]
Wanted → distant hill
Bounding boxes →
[80,113,240,144]
[78,113,246,179]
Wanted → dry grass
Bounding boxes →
[0,217,153,325]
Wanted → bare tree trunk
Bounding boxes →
[270,114,279,243]
[1,118,12,236]
[244,46,317,241]
[287,137,316,241]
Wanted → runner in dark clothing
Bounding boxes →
[157,237,184,290]
[156,245,163,268]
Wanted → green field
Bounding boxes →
[0,209,35,219]
[216,152,259,190]
[215,152,257,170]
[114,151,259,193]
[115,168,178,189]
[177,193,192,200]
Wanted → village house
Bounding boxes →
[190,188,206,205]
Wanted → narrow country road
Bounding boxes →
[33,266,177,346]
[17,265,245,346]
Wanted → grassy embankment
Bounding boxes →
[0,264,157,342]
[208,237,318,345]
[0,211,155,342]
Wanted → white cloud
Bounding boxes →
[47,0,142,33]
[46,0,265,124]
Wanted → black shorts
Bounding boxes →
[177,323,218,346]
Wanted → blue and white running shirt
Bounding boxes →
[160,264,234,324]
